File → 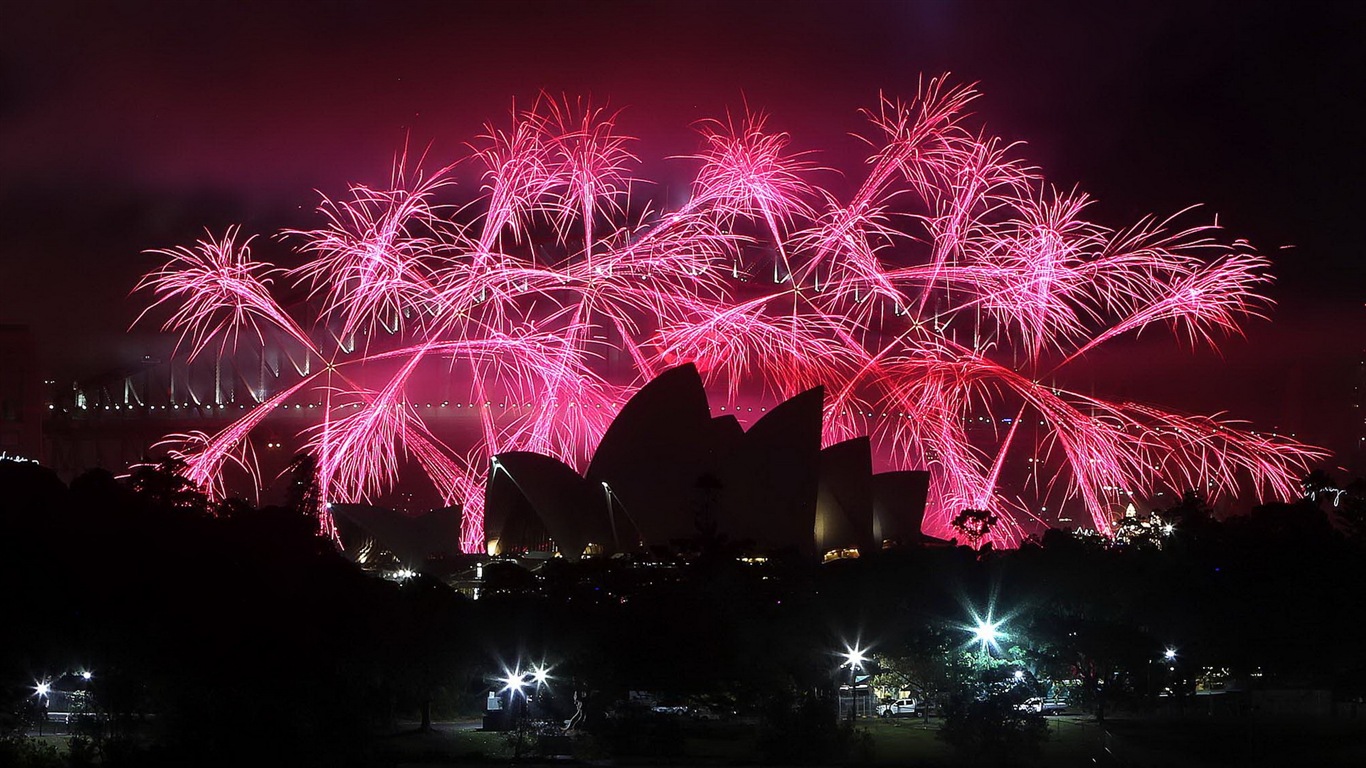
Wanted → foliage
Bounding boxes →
[951,508,999,546]
[589,705,687,759]
[937,693,1049,764]
[758,693,872,765]
[0,736,63,768]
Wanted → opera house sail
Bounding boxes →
[483,365,930,561]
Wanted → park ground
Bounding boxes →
[20,713,1366,766]
[370,713,1366,766]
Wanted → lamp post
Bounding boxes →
[1161,648,1182,714]
[504,669,528,706]
[841,646,867,722]
[502,663,553,757]
[528,664,552,723]
[33,680,51,736]
[503,668,529,757]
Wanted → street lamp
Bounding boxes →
[1163,648,1178,662]
[972,619,1003,652]
[33,679,51,736]
[502,668,528,739]
[501,666,542,758]
[503,669,528,697]
[842,646,867,671]
[840,645,868,721]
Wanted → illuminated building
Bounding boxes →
[483,364,932,560]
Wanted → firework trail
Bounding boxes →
[137,82,1324,549]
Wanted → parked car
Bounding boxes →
[1015,697,1068,714]
[877,698,919,717]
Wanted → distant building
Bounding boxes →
[330,503,465,572]
[0,325,42,461]
[483,364,935,561]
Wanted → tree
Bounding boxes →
[1028,615,1152,723]
[938,693,1049,765]
[871,626,998,714]
[285,452,324,519]
[1162,489,1214,533]
[127,458,210,515]
[1300,469,1339,503]
[1335,477,1366,540]
[951,508,998,547]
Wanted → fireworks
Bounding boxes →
[136,81,1324,549]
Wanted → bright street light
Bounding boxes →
[80,670,93,681]
[503,670,527,696]
[842,646,867,669]
[34,681,51,697]
[1164,648,1178,661]
[972,620,1001,647]
[531,665,550,685]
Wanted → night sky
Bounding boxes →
[3,1,1363,465]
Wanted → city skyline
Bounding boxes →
[2,1,1363,485]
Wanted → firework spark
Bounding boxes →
[137,78,1325,549]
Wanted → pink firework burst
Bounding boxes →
[136,79,1325,550]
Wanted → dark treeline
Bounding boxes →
[4,458,1366,766]
[1,460,479,766]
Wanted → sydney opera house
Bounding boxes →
[482,364,933,562]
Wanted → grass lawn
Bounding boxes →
[865,714,1366,767]
[1104,716,1366,767]
[860,717,956,764]
[376,720,514,763]
[371,714,1366,766]
[861,715,1118,767]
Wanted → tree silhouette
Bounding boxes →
[285,452,324,519]
[128,458,210,515]
[1162,489,1213,530]
[951,508,998,546]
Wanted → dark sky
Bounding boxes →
[2,1,1363,463]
